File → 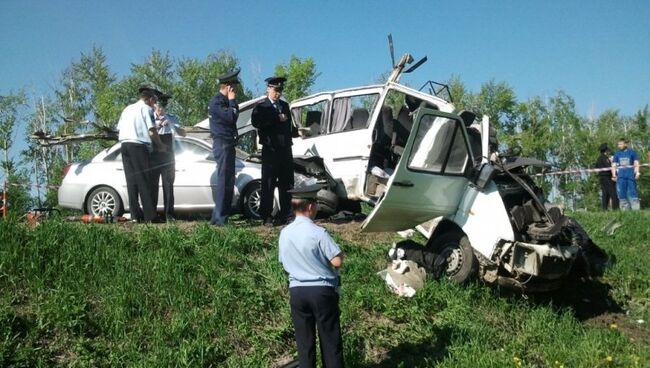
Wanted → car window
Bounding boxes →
[292,99,329,138]
[175,139,211,161]
[236,129,258,154]
[104,148,121,161]
[407,114,469,174]
[329,93,379,133]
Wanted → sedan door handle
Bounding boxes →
[116,168,124,171]
[393,180,414,187]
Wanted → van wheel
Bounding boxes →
[430,232,478,284]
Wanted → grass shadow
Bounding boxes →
[360,325,454,368]
[494,276,623,321]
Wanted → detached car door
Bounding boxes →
[362,108,473,232]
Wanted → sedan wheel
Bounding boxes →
[86,186,123,216]
[242,182,262,220]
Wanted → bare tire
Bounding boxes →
[241,181,262,220]
[86,186,123,216]
[317,189,339,216]
[430,232,478,284]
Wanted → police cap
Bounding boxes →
[288,183,322,200]
[265,76,287,90]
[217,68,241,85]
[158,93,172,106]
[138,86,164,99]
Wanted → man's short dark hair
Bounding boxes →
[291,198,316,213]
[618,137,628,143]
[139,89,157,100]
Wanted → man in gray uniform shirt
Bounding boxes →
[278,184,344,368]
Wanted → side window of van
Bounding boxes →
[329,94,379,133]
[292,99,329,138]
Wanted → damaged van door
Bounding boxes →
[362,108,473,232]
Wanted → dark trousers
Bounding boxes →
[210,138,236,225]
[259,146,293,221]
[289,286,344,368]
[150,134,175,219]
[599,177,619,210]
[121,142,157,221]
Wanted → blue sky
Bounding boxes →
[1,0,649,118]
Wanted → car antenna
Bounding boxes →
[388,34,396,68]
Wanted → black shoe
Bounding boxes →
[150,216,166,224]
[263,218,274,227]
[166,215,176,222]
[272,218,288,227]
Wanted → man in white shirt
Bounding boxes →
[150,93,186,221]
[116,87,167,222]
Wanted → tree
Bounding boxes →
[174,50,248,125]
[22,97,62,207]
[274,55,320,102]
[0,91,27,178]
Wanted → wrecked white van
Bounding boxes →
[289,54,607,292]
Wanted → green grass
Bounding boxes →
[0,211,648,367]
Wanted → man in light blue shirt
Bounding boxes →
[278,184,344,368]
[116,87,167,222]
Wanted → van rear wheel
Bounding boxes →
[430,232,478,284]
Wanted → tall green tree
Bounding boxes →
[174,51,249,125]
[0,91,27,177]
[274,55,320,102]
[22,97,63,207]
[0,92,32,214]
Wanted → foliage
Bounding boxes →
[0,214,648,366]
[447,77,649,209]
[274,55,320,102]
[0,91,27,178]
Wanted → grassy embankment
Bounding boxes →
[0,211,648,367]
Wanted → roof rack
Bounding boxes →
[419,80,453,103]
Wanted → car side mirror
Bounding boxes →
[471,163,496,190]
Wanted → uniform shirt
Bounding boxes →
[155,112,181,135]
[251,97,298,149]
[208,93,239,141]
[117,100,155,145]
[279,215,342,288]
[613,148,638,179]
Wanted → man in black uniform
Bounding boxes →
[208,69,240,226]
[251,77,298,225]
[596,143,619,210]
[150,93,186,221]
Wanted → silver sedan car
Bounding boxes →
[58,136,266,219]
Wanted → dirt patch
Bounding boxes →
[585,312,650,343]
[317,220,397,247]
